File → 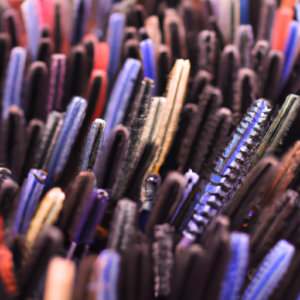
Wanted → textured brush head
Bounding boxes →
[233,68,257,115]
[24,61,48,122]
[94,125,129,190]
[152,223,174,298]
[107,12,126,83]
[2,47,26,117]
[124,142,158,202]
[18,226,63,300]
[217,45,240,110]
[0,33,11,89]
[257,0,276,42]
[156,44,171,96]
[57,172,95,239]
[3,9,22,48]
[0,177,18,227]
[140,39,156,89]
[262,50,284,105]
[223,156,280,231]
[183,99,273,239]
[201,216,231,300]
[107,198,137,253]
[251,40,270,98]
[64,45,87,109]
[110,79,154,203]
[124,26,138,41]
[250,190,299,261]
[71,0,92,46]
[0,105,26,184]
[47,54,67,113]
[33,111,64,171]
[46,96,87,184]
[170,244,208,300]
[235,25,254,68]
[163,9,187,65]
[241,240,295,300]
[104,58,142,132]
[255,94,300,160]
[160,103,199,175]
[19,119,44,184]
[71,189,109,245]
[189,70,213,104]
[81,118,106,172]
[200,107,233,180]
[123,39,142,63]
[13,169,46,235]
[119,242,154,300]
[146,172,185,239]
[37,38,52,69]
[26,188,65,247]
[185,85,223,174]
[82,33,98,78]
[198,30,217,77]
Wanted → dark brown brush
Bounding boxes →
[17,226,63,300]
[106,198,137,253]
[201,216,230,300]
[107,83,150,204]
[222,155,281,231]
[63,45,87,110]
[82,36,96,79]
[24,62,48,122]
[57,172,95,241]
[119,243,154,300]
[233,68,257,115]
[185,85,223,174]
[93,125,129,191]
[0,177,18,227]
[156,44,171,96]
[126,4,146,29]
[139,27,149,40]
[177,1,202,76]
[19,119,44,184]
[124,27,138,41]
[163,9,187,65]
[198,30,217,78]
[37,38,52,70]
[122,39,142,64]
[251,190,299,262]
[146,172,185,239]
[2,9,21,48]
[6,233,28,278]
[72,255,97,300]
[124,142,158,201]
[160,103,199,176]
[0,33,11,102]
[0,105,26,184]
[251,40,270,98]
[262,50,284,106]
[200,107,233,180]
[169,244,209,300]
[217,45,240,111]
[188,70,212,104]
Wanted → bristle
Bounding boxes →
[47,54,67,113]
[107,199,137,253]
[152,223,174,298]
